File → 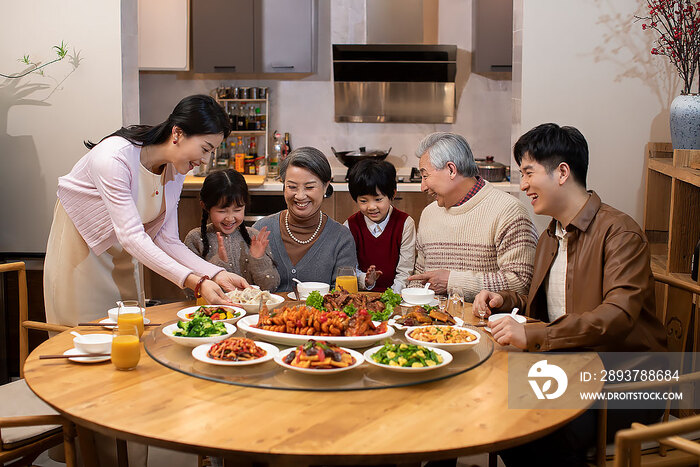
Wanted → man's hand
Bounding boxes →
[490,317,527,349]
[216,232,229,262]
[407,269,450,294]
[249,226,270,259]
[213,271,250,292]
[365,265,383,288]
[472,290,504,318]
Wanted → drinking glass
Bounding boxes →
[477,307,488,326]
[117,300,145,338]
[450,293,464,319]
[437,295,448,313]
[335,266,358,293]
[111,324,140,371]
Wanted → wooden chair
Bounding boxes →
[593,274,699,466]
[0,261,77,466]
[614,414,700,467]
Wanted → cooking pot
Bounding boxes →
[331,146,392,169]
[476,156,507,182]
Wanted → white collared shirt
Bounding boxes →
[364,205,393,237]
[545,221,568,322]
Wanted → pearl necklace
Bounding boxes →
[285,210,323,244]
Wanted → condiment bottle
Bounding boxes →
[234,137,246,173]
[246,137,257,175]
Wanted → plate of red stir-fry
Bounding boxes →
[192,337,278,366]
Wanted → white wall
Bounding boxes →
[0,0,132,253]
[139,0,513,175]
[519,0,678,225]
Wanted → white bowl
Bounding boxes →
[405,325,480,352]
[161,322,236,347]
[296,282,330,300]
[226,293,285,314]
[488,313,527,326]
[401,287,435,305]
[73,333,113,354]
[107,306,144,323]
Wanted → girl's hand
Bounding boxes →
[213,271,250,292]
[250,226,270,259]
[365,265,383,288]
[200,279,233,305]
[216,232,228,262]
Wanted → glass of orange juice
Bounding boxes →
[117,300,144,338]
[335,266,358,293]
[111,324,140,371]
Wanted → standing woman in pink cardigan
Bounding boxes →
[44,94,248,326]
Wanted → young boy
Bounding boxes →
[344,159,416,293]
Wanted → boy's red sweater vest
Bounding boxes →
[347,208,409,292]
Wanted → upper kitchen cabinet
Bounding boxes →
[192,0,255,73]
[472,0,513,73]
[192,0,317,74]
[138,0,190,70]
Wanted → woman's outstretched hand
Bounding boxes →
[250,226,270,259]
[200,279,233,305]
[213,271,250,292]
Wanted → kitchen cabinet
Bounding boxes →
[192,0,316,74]
[138,0,190,70]
[473,0,513,73]
[192,0,255,73]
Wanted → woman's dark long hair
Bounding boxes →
[199,169,252,258]
[84,94,230,149]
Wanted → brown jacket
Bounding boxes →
[498,192,667,352]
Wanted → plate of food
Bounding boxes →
[191,337,278,366]
[177,305,245,324]
[236,306,394,349]
[363,343,452,372]
[389,305,463,330]
[405,325,480,351]
[274,340,364,375]
[225,287,285,314]
[162,316,236,347]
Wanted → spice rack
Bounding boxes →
[214,96,270,176]
[643,142,700,291]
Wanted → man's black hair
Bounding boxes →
[513,123,589,187]
[347,159,397,201]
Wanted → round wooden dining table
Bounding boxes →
[23,299,599,466]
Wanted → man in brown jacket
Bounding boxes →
[473,123,667,466]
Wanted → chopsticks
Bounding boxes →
[40,354,110,359]
[77,322,162,327]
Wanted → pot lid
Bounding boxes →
[332,146,392,157]
[476,156,506,169]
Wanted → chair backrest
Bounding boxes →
[614,414,700,467]
[0,262,68,377]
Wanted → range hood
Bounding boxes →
[332,44,457,123]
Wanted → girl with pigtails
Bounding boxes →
[184,169,280,291]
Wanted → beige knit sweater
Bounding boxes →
[413,182,537,301]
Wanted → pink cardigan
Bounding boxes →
[57,136,223,287]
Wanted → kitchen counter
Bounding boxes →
[183,175,520,193]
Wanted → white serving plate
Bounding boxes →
[388,315,464,331]
[274,346,364,375]
[191,340,278,366]
[161,322,236,348]
[400,298,439,308]
[363,344,452,372]
[225,292,285,314]
[63,348,111,363]
[404,325,480,352]
[176,305,245,324]
[236,315,394,349]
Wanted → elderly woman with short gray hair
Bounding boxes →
[253,147,357,292]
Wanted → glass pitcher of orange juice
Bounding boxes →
[111,323,140,370]
[117,300,144,337]
[335,266,358,293]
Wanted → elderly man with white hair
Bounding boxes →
[407,132,538,301]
